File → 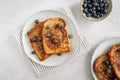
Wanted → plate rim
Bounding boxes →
[22,10,79,66]
[91,37,120,80]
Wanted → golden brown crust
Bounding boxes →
[27,22,51,61]
[42,18,71,54]
[108,43,120,78]
[94,54,116,80]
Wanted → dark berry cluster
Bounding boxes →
[82,0,109,18]
[104,60,118,80]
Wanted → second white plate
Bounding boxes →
[91,37,120,80]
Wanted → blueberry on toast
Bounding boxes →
[94,54,118,80]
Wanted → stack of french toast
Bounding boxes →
[27,17,71,61]
[94,43,120,80]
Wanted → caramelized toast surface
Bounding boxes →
[108,43,120,78]
[94,54,117,80]
[27,22,51,61]
[42,18,71,54]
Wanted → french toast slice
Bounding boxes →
[94,54,118,80]
[42,18,71,54]
[108,43,120,79]
[27,22,51,61]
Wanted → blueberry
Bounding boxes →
[93,13,97,18]
[116,48,120,52]
[56,23,62,28]
[92,10,96,14]
[97,7,101,10]
[97,3,100,7]
[57,53,62,56]
[39,45,43,50]
[31,37,36,42]
[88,4,92,8]
[108,65,112,69]
[104,60,110,65]
[52,39,58,44]
[88,0,91,3]
[103,10,108,14]
[83,8,88,13]
[45,33,51,38]
[37,37,42,41]
[86,0,90,3]
[84,0,87,3]
[100,3,104,8]
[112,78,118,80]
[96,15,100,18]
[82,3,87,8]
[86,13,92,17]
[93,2,98,6]
[31,51,35,54]
[98,0,103,2]
[46,25,50,29]
[92,7,96,10]
[99,13,104,17]
[106,69,111,74]
[35,19,39,24]
[102,0,106,3]
[84,0,89,4]
[89,9,92,12]
[68,34,73,39]
[104,3,108,7]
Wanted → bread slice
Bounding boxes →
[27,22,51,61]
[42,18,71,54]
[108,43,120,78]
[94,54,117,80]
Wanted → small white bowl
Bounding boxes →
[80,0,112,21]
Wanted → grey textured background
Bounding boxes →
[0,0,120,80]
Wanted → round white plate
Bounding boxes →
[91,37,120,80]
[22,10,79,66]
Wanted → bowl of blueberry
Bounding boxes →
[81,0,112,21]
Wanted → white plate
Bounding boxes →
[22,10,79,66]
[91,37,120,80]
